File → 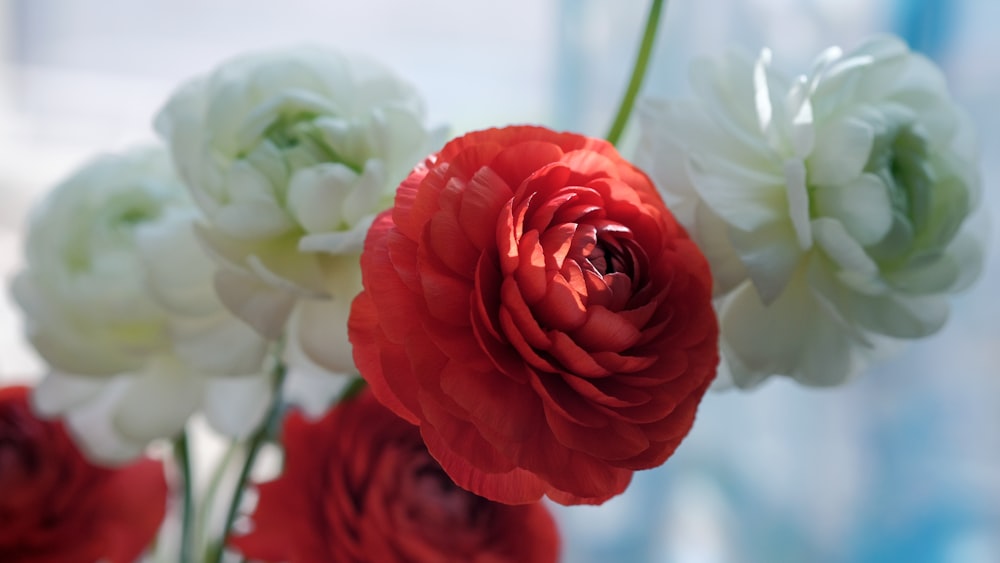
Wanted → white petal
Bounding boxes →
[236,91,340,149]
[203,373,272,439]
[807,115,875,187]
[928,229,984,292]
[282,334,351,418]
[340,159,389,226]
[294,295,358,376]
[729,221,802,305]
[246,254,328,298]
[228,160,280,203]
[793,310,866,387]
[785,76,815,158]
[214,269,297,340]
[718,281,809,387]
[883,253,961,294]
[11,274,134,375]
[784,159,812,249]
[688,153,786,232]
[286,163,358,234]
[214,200,293,241]
[170,312,269,375]
[849,294,948,338]
[192,222,257,273]
[720,279,867,388]
[812,173,893,246]
[692,202,748,295]
[689,50,778,152]
[811,217,879,276]
[752,48,776,139]
[639,97,773,175]
[62,376,148,464]
[635,124,701,227]
[112,357,204,445]
[136,209,219,316]
[298,219,372,255]
[31,371,109,417]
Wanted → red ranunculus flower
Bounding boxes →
[0,385,167,563]
[231,390,560,562]
[349,125,718,505]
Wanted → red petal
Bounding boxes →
[427,208,481,276]
[571,305,642,352]
[560,374,651,409]
[534,276,587,331]
[539,223,576,270]
[417,247,475,325]
[438,361,540,445]
[529,371,606,429]
[514,229,548,304]
[559,149,619,184]
[459,166,514,250]
[349,292,422,424]
[547,331,610,377]
[499,305,557,373]
[489,140,565,189]
[89,459,167,563]
[393,164,441,242]
[542,401,649,461]
[499,277,550,350]
[419,409,548,505]
[590,350,657,374]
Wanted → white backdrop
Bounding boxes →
[1,1,998,561]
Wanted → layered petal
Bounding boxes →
[638,34,983,387]
[350,126,718,505]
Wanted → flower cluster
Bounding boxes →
[5,17,982,563]
[232,390,560,562]
[0,386,166,563]
[12,146,271,462]
[638,36,982,387]
[155,45,442,376]
[350,126,717,505]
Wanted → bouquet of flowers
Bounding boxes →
[1,1,984,561]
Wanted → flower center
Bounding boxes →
[0,406,41,488]
[865,120,934,263]
[408,452,483,527]
[587,238,631,276]
[396,448,490,551]
[258,112,364,175]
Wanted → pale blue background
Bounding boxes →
[0,1,996,562]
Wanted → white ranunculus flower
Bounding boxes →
[154,45,442,376]
[11,147,272,463]
[638,35,983,388]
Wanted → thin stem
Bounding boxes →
[210,343,288,563]
[196,443,238,552]
[338,376,367,402]
[174,431,195,563]
[605,0,667,146]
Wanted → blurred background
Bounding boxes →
[0,1,997,561]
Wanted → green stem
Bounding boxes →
[196,443,238,552]
[338,376,367,402]
[605,0,667,146]
[210,345,288,563]
[174,431,195,563]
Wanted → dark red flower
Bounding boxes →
[0,385,167,563]
[349,125,718,505]
[231,390,559,562]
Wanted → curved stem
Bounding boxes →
[210,343,288,563]
[605,0,667,146]
[174,431,195,563]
